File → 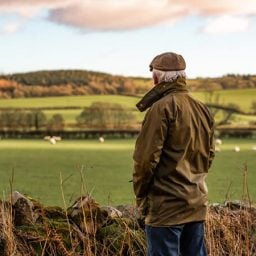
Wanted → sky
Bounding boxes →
[0,0,256,78]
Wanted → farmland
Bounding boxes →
[0,138,255,207]
[0,88,255,124]
[0,87,256,206]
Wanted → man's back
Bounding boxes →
[143,87,215,226]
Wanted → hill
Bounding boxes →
[0,70,256,98]
[0,70,150,98]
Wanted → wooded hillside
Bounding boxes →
[0,70,255,98]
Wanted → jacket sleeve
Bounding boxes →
[133,102,168,215]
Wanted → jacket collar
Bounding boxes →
[136,77,189,112]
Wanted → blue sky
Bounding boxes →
[0,0,256,78]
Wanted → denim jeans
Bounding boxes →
[145,221,207,256]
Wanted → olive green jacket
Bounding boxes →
[133,78,215,226]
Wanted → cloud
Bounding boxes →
[0,0,72,17]
[1,22,22,34]
[0,0,255,31]
[49,0,186,31]
[48,0,256,32]
[203,15,250,35]
[171,0,256,16]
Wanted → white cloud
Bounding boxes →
[1,22,22,34]
[0,0,72,17]
[49,0,186,31]
[170,0,256,16]
[0,0,255,31]
[203,15,250,35]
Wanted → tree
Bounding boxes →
[0,110,19,130]
[0,110,47,131]
[32,111,47,131]
[76,102,136,129]
[47,114,65,132]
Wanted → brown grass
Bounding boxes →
[206,203,256,255]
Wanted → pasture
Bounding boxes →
[0,88,255,110]
[0,88,255,124]
[0,138,255,207]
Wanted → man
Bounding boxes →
[133,52,215,256]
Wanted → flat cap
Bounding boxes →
[149,52,186,71]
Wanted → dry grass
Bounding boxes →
[205,164,255,256]
[0,165,255,255]
[0,195,146,256]
[206,203,256,255]
[1,197,255,255]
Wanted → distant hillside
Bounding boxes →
[188,74,256,92]
[0,70,255,98]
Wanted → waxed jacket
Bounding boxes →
[133,77,215,226]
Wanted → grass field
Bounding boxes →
[0,138,255,207]
[0,88,255,124]
[0,88,255,110]
[193,88,256,112]
[0,95,139,109]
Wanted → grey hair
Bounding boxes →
[153,69,186,83]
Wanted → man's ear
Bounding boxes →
[153,72,158,85]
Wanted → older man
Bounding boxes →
[133,52,215,256]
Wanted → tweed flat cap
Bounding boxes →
[149,52,186,71]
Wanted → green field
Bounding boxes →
[0,89,254,110]
[0,94,142,123]
[0,139,255,207]
[0,88,255,124]
[0,89,256,124]
[0,95,139,109]
[193,88,256,112]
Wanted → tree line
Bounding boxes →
[189,74,256,91]
[0,102,137,133]
[0,70,145,98]
[0,110,64,132]
[0,101,254,139]
[0,70,255,98]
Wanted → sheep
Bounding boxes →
[44,136,62,145]
[234,146,240,152]
[215,138,222,152]
[215,139,222,145]
[99,136,105,143]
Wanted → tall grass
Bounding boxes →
[205,164,255,255]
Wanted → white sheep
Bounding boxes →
[215,139,222,152]
[215,139,222,145]
[44,136,62,145]
[234,146,240,152]
[99,136,105,143]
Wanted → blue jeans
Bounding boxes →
[145,222,207,256]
